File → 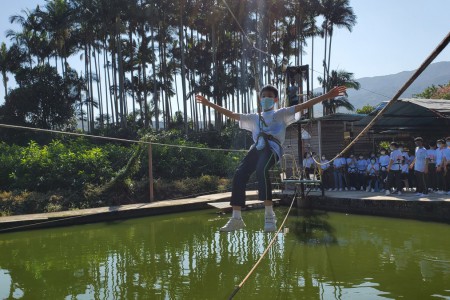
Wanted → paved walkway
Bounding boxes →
[309,189,450,202]
[1,189,449,233]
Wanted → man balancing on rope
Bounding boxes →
[196,85,346,232]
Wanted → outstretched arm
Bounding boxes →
[195,95,240,121]
[294,86,347,113]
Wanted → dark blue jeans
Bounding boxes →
[230,146,276,207]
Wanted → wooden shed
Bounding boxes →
[283,113,372,162]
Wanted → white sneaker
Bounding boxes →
[397,191,402,195]
[333,188,337,191]
[339,188,343,192]
[436,190,444,195]
[220,218,246,232]
[345,187,349,191]
[360,187,364,191]
[447,191,450,195]
[385,190,390,195]
[264,215,277,232]
[371,189,375,192]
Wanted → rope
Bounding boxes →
[310,31,450,167]
[227,191,297,299]
[220,0,272,58]
[0,123,247,153]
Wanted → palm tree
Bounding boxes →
[318,69,360,114]
[0,43,25,99]
[320,0,357,85]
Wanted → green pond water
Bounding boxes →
[1,209,450,300]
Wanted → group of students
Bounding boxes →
[314,136,450,196]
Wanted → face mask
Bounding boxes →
[390,147,395,151]
[260,97,275,110]
[371,160,376,164]
[381,151,386,155]
[437,144,442,148]
[399,147,404,152]
[447,142,450,146]
[359,156,363,160]
[322,156,326,160]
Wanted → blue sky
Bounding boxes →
[0,0,449,105]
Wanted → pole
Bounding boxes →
[148,144,154,202]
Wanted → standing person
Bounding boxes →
[400,157,410,191]
[356,154,368,191]
[196,85,347,232]
[427,141,438,192]
[303,152,314,180]
[442,137,450,195]
[409,137,429,197]
[379,148,390,192]
[288,80,299,106]
[333,154,346,191]
[386,142,403,195]
[319,154,332,191]
[435,139,446,194]
[366,157,380,192]
[399,143,410,163]
[346,154,357,191]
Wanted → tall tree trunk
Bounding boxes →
[327,32,333,84]
[94,47,104,129]
[179,4,188,133]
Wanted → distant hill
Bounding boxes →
[346,61,450,110]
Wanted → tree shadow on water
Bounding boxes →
[289,209,338,245]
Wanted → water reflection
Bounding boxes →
[0,210,450,299]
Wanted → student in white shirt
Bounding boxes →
[319,155,332,191]
[426,141,438,191]
[410,137,429,196]
[346,154,357,191]
[378,148,390,191]
[386,142,403,195]
[303,152,314,180]
[366,157,379,192]
[443,137,450,195]
[436,139,446,194]
[196,85,346,232]
[333,154,346,191]
[401,157,410,191]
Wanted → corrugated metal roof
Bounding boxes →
[296,113,365,124]
[355,98,450,131]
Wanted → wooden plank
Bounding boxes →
[207,200,264,210]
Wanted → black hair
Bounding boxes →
[260,84,279,98]
[390,142,398,147]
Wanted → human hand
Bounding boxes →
[327,86,347,99]
[195,95,210,106]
